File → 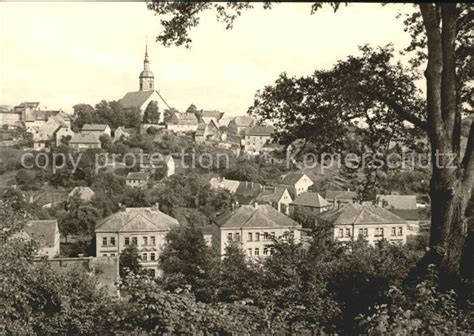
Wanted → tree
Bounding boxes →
[142,100,161,124]
[146,2,473,280]
[186,104,198,114]
[158,225,215,299]
[99,134,113,151]
[119,244,142,277]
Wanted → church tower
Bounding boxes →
[139,42,154,91]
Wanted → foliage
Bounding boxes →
[142,100,161,124]
[119,244,142,277]
[72,101,141,131]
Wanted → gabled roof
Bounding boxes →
[82,124,109,131]
[232,115,254,127]
[201,110,224,121]
[280,172,308,186]
[215,204,300,229]
[325,190,358,201]
[377,194,417,210]
[319,203,406,226]
[235,181,264,204]
[245,125,274,136]
[388,209,422,221]
[256,187,289,204]
[68,186,95,201]
[290,192,329,208]
[126,172,148,180]
[69,132,100,144]
[24,220,58,247]
[120,90,156,109]
[95,207,179,232]
[168,112,199,125]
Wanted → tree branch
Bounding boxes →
[379,96,428,131]
[462,121,474,188]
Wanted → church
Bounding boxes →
[120,44,169,124]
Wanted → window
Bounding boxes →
[227,233,233,241]
[264,232,269,241]
[271,232,275,238]
[125,237,130,245]
[110,253,115,257]
[150,236,155,245]
[247,248,252,256]
[248,232,253,241]
[338,229,344,238]
[345,228,351,237]
[110,237,115,246]
[132,237,137,245]
[358,228,364,237]
[398,227,403,236]
[235,233,240,242]
[102,254,107,257]
[263,247,268,255]
[391,227,396,236]
[102,237,107,246]
[142,253,147,261]
[254,248,260,256]
[363,228,368,237]
[255,232,260,241]
[270,247,275,255]
[143,237,148,246]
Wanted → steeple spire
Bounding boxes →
[139,37,154,91]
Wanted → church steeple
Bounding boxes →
[139,40,154,91]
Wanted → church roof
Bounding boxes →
[139,69,154,78]
[120,90,157,109]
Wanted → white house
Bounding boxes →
[280,172,314,198]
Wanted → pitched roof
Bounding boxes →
[389,209,422,221]
[215,204,300,229]
[201,110,224,121]
[377,194,417,210]
[209,177,240,193]
[245,125,274,136]
[169,112,199,125]
[96,207,179,232]
[319,203,406,226]
[232,115,254,127]
[235,181,264,204]
[325,190,358,201]
[82,124,109,131]
[290,192,329,208]
[126,172,148,180]
[256,187,288,204]
[280,172,307,186]
[24,220,58,247]
[120,90,156,109]
[69,132,100,144]
[68,186,95,201]
[195,122,207,136]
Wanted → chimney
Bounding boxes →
[254,202,258,209]
[153,202,160,211]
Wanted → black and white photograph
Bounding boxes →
[0,1,473,334]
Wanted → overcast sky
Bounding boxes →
[0,2,415,115]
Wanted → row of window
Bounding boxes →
[228,232,278,242]
[102,236,157,247]
[247,247,274,256]
[337,227,404,238]
[141,252,156,262]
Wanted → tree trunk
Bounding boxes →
[420,4,473,282]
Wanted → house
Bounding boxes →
[81,124,111,138]
[325,190,358,209]
[113,126,132,142]
[68,186,96,202]
[195,119,220,144]
[255,187,292,214]
[166,112,199,133]
[376,194,418,210]
[289,192,330,215]
[280,172,314,198]
[200,225,214,248]
[317,203,409,246]
[212,204,301,258]
[139,153,175,177]
[244,125,274,154]
[23,219,60,258]
[54,124,75,146]
[95,206,180,277]
[199,110,225,126]
[126,172,149,188]
[209,177,240,194]
[235,181,264,205]
[228,115,254,137]
[0,105,22,126]
[69,132,101,151]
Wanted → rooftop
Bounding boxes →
[82,124,109,131]
[256,187,289,204]
[69,132,100,144]
[215,204,300,229]
[319,203,407,226]
[325,190,358,201]
[126,172,148,180]
[24,220,58,247]
[377,194,418,210]
[280,172,308,186]
[245,125,274,137]
[290,192,329,208]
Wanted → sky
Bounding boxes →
[0,2,415,115]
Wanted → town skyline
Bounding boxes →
[1,2,414,115]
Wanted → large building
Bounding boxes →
[212,204,301,258]
[120,44,169,123]
[317,203,409,246]
[95,206,180,277]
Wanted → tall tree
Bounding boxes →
[147,2,474,281]
[142,100,161,124]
